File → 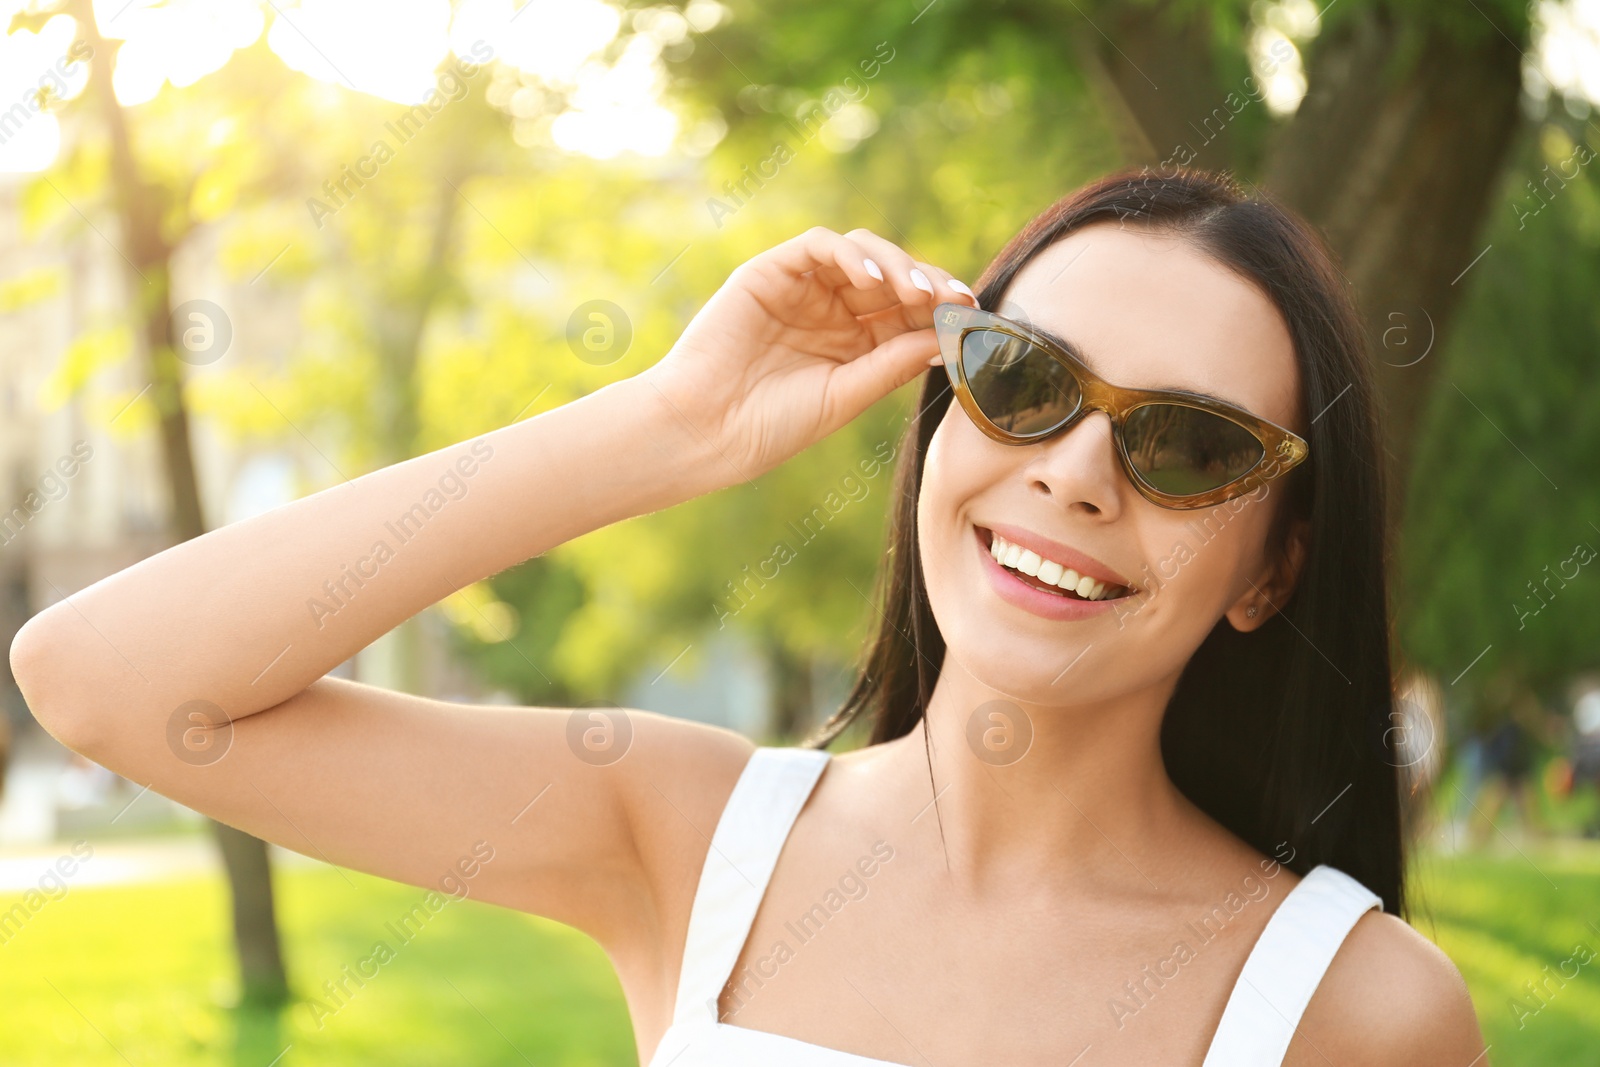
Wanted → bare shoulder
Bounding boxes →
[600,710,761,1025]
[611,708,757,877]
[1292,908,1485,1066]
[607,710,756,915]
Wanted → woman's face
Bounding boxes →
[917,221,1309,706]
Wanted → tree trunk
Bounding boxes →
[210,822,289,1003]
[74,0,288,1007]
[768,644,816,741]
[1071,4,1527,541]
[1260,11,1526,536]
[372,177,459,695]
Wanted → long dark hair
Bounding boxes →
[805,166,1407,916]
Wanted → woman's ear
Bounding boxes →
[1228,516,1311,631]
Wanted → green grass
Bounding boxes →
[1409,843,1600,1066]
[2,845,1596,1066]
[0,864,635,1066]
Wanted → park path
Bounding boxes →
[1,728,318,892]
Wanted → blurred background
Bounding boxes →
[0,0,1597,1063]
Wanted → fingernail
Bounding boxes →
[909,268,934,294]
[863,258,883,281]
[928,353,945,367]
[949,279,974,297]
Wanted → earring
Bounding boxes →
[1246,605,1258,618]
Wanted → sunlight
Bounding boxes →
[452,0,683,158]
[94,0,264,107]
[1249,26,1307,116]
[266,0,452,105]
[451,0,621,86]
[1248,0,1315,115]
[0,0,682,170]
[550,31,677,158]
[0,13,86,173]
[1532,0,1600,107]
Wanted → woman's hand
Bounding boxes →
[639,226,978,487]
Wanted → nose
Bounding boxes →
[1024,409,1126,519]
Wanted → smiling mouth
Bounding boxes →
[977,526,1136,602]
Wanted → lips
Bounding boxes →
[978,521,1136,594]
[973,524,1133,621]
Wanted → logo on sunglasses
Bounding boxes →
[941,309,961,326]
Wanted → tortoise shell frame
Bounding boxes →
[932,302,1310,510]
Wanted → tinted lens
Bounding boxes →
[1122,403,1265,495]
[960,328,1081,435]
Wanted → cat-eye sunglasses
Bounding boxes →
[933,302,1310,510]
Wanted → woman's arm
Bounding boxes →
[8,226,975,957]
[17,374,720,735]
[8,375,748,940]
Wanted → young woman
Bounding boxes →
[13,168,1486,1065]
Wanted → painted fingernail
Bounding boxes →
[863,258,883,281]
[949,279,974,297]
[928,353,945,367]
[909,268,934,294]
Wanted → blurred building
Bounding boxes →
[0,177,827,847]
[0,179,428,843]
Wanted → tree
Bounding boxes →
[669,0,1534,544]
[1398,119,1600,709]
[20,0,291,1005]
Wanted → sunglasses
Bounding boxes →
[933,302,1310,510]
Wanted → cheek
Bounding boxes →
[916,414,1007,631]
[1130,502,1271,625]
[912,412,1277,696]
[916,421,968,589]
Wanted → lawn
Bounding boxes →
[1411,843,1600,1066]
[1,844,1596,1066]
[0,861,636,1066]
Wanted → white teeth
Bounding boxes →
[986,530,1126,600]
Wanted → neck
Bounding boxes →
[894,652,1197,894]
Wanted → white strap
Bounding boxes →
[1201,864,1382,1066]
[671,746,832,1026]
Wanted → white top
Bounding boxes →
[646,746,1382,1066]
